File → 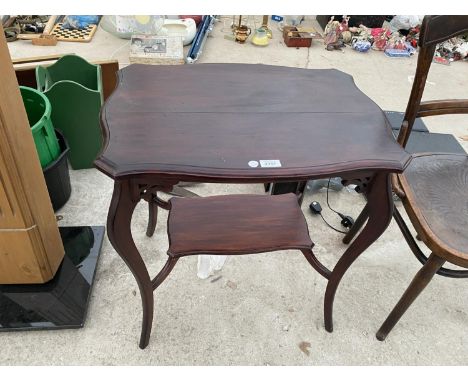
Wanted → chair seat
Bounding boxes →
[167,193,313,257]
[398,153,468,267]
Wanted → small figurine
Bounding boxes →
[324,16,345,50]
[349,24,372,51]
[340,15,352,43]
[372,28,390,51]
[384,34,416,57]
[352,38,371,52]
[385,33,407,50]
[406,26,420,48]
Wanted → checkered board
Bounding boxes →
[50,23,97,42]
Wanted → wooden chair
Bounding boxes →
[345,16,468,340]
[343,16,468,340]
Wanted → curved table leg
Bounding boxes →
[146,195,158,237]
[107,180,154,349]
[342,203,369,245]
[324,172,393,332]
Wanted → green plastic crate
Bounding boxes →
[20,86,60,168]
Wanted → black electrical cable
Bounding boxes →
[309,178,354,234]
[326,178,355,227]
[326,178,342,216]
[318,212,348,234]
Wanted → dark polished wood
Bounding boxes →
[392,207,468,278]
[376,253,446,341]
[342,203,369,245]
[145,196,158,238]
[399,153,468,267]
[167,193,313,256]
[377,15,468,340]
[96,64,409,181]
[95,63,411,348]
[163,192,329,295]
[417,99,468,118]
[418,15,468,47]
[325,172,393,332]
[106,179,155,349]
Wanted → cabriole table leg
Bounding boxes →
[324,172,393,332]
[107,179,154,349]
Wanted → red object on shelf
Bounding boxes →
[179,15,203,26]
[283,26,313,48]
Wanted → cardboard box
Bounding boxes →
[129,35,184,65]
[283,26,315,48]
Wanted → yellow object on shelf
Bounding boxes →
[251,27,270,46]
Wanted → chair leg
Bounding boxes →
[376,253,445,341]
[301,248,331,279]
[146,196,158,237]
[342,203,368,244]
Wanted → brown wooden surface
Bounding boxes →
[376,253,446,341]
[419,15,468,47]
[417,99,468,117]
[167,193,313,256]
[99,63,410,348]
[394,15,468,268]
[378,15,468,340]
[12,54,64,65]
[96,63,410,181]
[398,153,468,267]
[0,26,64,284]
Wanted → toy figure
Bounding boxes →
[324,16,345,50]
[372,28,390,50]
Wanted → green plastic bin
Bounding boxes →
[20,86,60,168]
[36,54,103,170]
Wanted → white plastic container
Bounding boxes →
[197,255,228,279]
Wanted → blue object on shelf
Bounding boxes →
[384,49,412,58]
[62,15,100,30]
[272,15,283,22]
[352,40,371,52]
[186,15,215,63]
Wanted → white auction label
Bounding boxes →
[248,160,259,168]
[259,160,282,168]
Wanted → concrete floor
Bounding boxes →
[3,16,468,365]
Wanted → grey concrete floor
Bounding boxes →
[3,16,468,365]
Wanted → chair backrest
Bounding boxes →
[396,15,468,148]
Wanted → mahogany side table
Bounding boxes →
[95,63,411,348]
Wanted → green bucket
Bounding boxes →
[20,86,60,168]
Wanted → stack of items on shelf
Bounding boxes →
[323,15,416,56]
[321,15,468,64]
[2,15,101,44]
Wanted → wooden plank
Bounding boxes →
[17,33,41,40]
[0,25,64,283]
[12,54,64,65]
[0,229,51,284]
[31,16,58,46]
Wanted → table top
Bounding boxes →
[95,63,411,182]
